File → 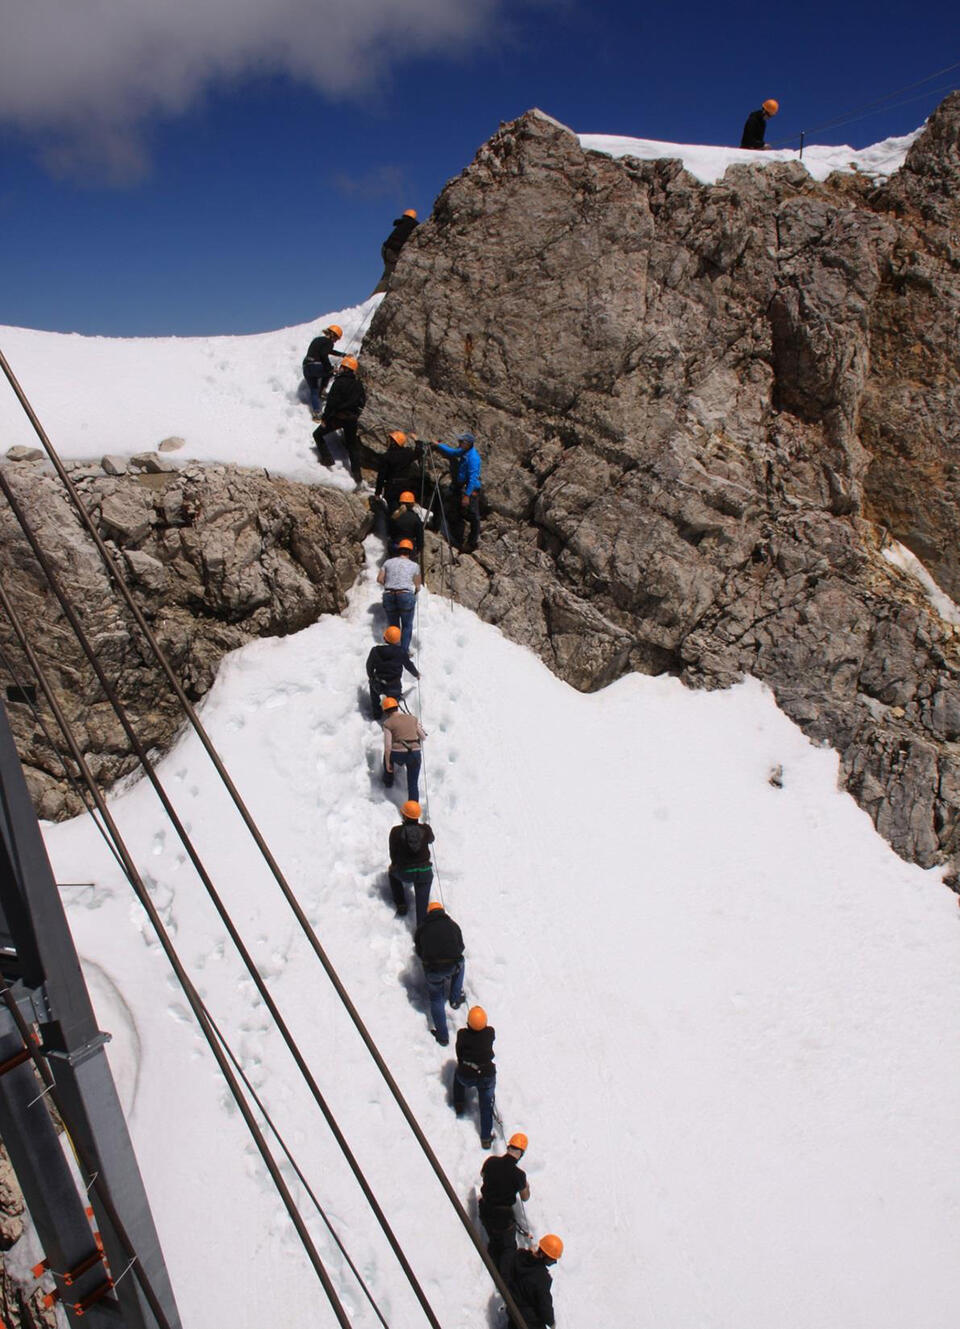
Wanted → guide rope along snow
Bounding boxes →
[0,348,535,1329]
[0,593,392,1329]
[0,469,444,1329]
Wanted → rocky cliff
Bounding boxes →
[0,456,369,818]
[361,97,960,877]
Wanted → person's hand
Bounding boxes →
[385,763,393,773]
[461,493,469,506]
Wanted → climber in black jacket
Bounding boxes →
[388,798,435,922]
[375,429,423,513]
[388,494,424,554]
[302,324,344,420]
[500,1235,563,1329]
[740,99,779,149]
[376,209,418,290]
[315,356,366,484]
[414,902,465,1045]
[366,625,420,719]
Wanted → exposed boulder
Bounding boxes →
[0,461,370,818]
[362,96,960,875]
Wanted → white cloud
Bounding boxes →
[0,0,503,179]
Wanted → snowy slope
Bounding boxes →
[0,296,382,483]
[43,546,960,1329]
[579,128,919,184]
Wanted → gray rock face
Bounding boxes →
[361,96,960,876]
[1,461,370,819]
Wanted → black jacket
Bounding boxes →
[455,1025,495,1078]
[388,508,424,552]
[480,1154,527,1208]
[384,214,418,254]
[414,911,464,970]
[323,371,366,423]
[303,335,343,375]
[389,820,434,869]
[375,441,422,498]
[500,1249,555,1329]
[740,108,768,149]
[366,643,419,688]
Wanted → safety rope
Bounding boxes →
[0,590,392,1328]
[0,467,444,1329]
[769,58,960,147]
[0,348,534,1329]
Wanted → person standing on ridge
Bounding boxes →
[377,209,419,290]
[366,625,419,720]
[414,901,465,1044]
[302,324,344,421]
[316,356,366,485]
[740,99,779,149]
[479,1133,531,1263]
[381,696,426,802]
[500,1235,563,1329]
[388,492,425,554]
[454,1005,496,1147]
[431,432,482,553]
[375,429,424,515]
[377,539,421,654]
[387,799,435,922]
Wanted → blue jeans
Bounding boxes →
[424,961,464,1043]
[388,867,433,924]
[304,366,330,414]
[385,750,421,802]
[454,1070,496,1141]
[383,589,416,654]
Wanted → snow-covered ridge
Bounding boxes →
[579,128,920,185]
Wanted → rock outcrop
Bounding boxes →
[361,97,960,875]
[1,458,369,818]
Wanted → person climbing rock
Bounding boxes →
[375,429,423,514]
[740,99,779,149]
[302,324,344,420]
[388,492,425,554]
[366,625,419,719]
[381,696,426,802]
[376,209,419,291]
[431,432,482,553]
[377,539,421,654]
[414,901,465,1044]
[479,1133,530,1263]
[388,799,435,923]
[454,1005,496,1146]
[500,1235,563,1329]
[315,355,366,485]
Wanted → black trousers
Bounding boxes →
[318,418,362,483]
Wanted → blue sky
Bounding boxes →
[1,0,957,338]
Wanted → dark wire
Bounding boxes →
[0,346,534,1329]
[0,467,443,1329]
[0,596,391,1325]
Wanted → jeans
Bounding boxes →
[388,867,433,924]
[454,1070,496,1140]
[424,960,464,1043]
[385,750,421,802]
[382,589,416,654]
[304,368,331,415]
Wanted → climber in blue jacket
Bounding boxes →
[431,432,482,553]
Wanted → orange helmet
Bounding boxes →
[396,538,414,551]
[508,1133,528,1152]
[325,324,343,339]
[383,626,402,644]
[381,697,399,712]
[539,1234,563,1261]
[467,1006,487,1031]
[403,209,417,219]
[389,430,408,447]
[762,99,779,115]
[341,355,358,372]
[402,800,421,819]
[427,901,444,913]
[398,491,416,504]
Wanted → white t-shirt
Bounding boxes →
[382,556,418,592]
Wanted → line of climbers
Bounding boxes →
[362,562,563,1327]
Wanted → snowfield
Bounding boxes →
[44,549,960,1329]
